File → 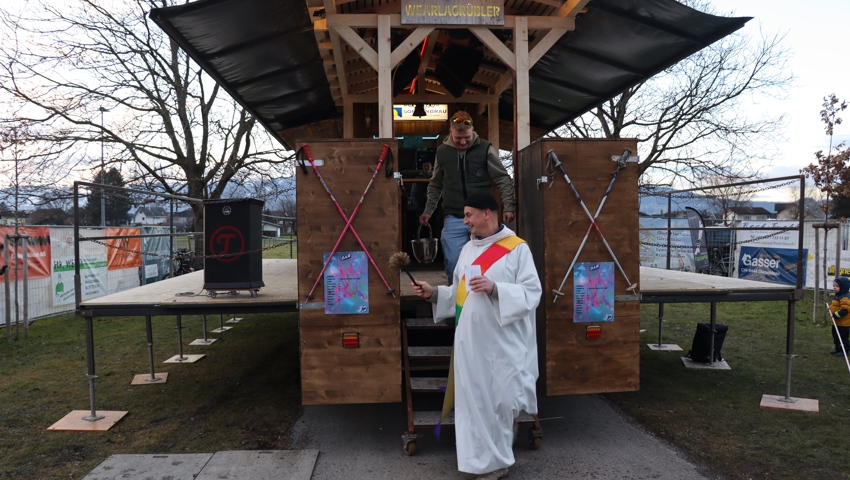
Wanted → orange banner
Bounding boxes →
[0,226,51,280]
[106,227,142,270]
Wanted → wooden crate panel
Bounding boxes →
[295,139,401,327]
[516,139,640,396]
[300,324,401,405]
[545,311,640,396]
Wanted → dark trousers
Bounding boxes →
[832,324,850,351]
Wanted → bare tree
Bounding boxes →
[0,0,295,244]
[695,175,755,223]
[551,1,792,186]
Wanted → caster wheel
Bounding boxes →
[251,290,258,298]
[209,292,217,298]
[403,441,416,456]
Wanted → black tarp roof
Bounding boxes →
[150,0,749,150]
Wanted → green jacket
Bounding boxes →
[424,133,515,217]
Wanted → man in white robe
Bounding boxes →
[411,191,542,480]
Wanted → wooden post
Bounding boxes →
[377,15,392,139]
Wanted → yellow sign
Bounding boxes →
[401,0,504,25]
[393,104,449,121]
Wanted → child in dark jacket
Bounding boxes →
[829,276,850,356]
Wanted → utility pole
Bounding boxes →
[99,107,108,227]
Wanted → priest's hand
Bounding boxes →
[502,211,514,224]
[412,280,433,299]
[468,275,494,295]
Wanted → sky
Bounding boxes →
[707,0,850,201]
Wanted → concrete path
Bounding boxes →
[290,393,723,480]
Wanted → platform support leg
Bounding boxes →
[656,303,664,347]
[144,316,162,382]
[175,315,186,361]
[83,315,103,421]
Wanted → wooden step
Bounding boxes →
[407,346,451,360]
[410,377,447,392]
[405,317,454,329]
[413,410,535,427]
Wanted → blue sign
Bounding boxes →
[737,246,807,286]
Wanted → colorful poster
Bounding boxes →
[323,251,369,315]
[106,227,142,270]
[573,262,614,323]
[51,256,108,306]
[0,226,51,280]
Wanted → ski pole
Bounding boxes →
[826,302,850,373]
[549,149,637,302]
[299,144,396,300]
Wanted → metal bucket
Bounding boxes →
[411,223,439,264]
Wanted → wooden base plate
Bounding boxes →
[647,343,682,351]
[131,373,168,385]
[164,354,205,363]
[760,394,819,413]
[681,357,731,370]
[47,410,128,432]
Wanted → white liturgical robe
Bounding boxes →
[431,225,542,475]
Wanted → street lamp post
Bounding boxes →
[99,107,108,227]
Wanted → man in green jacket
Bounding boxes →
[418,111,515,284]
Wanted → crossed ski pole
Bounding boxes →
[549,149,638,303]
[826,302,850,373]
[299,143,396,301]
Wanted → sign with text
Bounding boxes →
[393,104,448,121]
[737,246,806,286]
[401,0,504,25]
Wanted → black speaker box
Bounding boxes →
[687,323,728,363]
[203,198,265,291]
[434,43,484,98]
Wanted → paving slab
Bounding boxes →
[195,450,318,480]
[82,453,212,480]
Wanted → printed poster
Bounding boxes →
[573,262,614,323]
[323,251,369,314]
[0,226,51,281]
[52,256,108,307]
[106,227,142,270]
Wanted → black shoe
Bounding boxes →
[830,349,839,355]
[831,351,845,357]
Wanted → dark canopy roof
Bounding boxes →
[150,0,749,150]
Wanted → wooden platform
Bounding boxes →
[78,259,300,317]
[77,261,792,317]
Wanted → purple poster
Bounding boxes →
[573,262,614,323]
[323,251,369,314]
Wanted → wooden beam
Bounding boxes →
[323,0,349,97]
[335,25,378,70]
[528,28,567,67]
[556,0,592,18]
[390,26,434,67]
[346,92,500,103]
[327,13,574,29]
[470,27,515,70]
[514,16,531,150]
[488,100,500,151]
[377,15,393,138]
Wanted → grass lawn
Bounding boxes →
[607,290,850,480]
[1,287,849,479]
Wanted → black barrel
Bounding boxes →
[203,198,265,290]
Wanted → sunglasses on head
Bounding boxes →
[451,117,472,125]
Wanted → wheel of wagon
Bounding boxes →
[209,291,217,298]
[403,440,416,456]
[250,290,258,298]
[528,428,542,450]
